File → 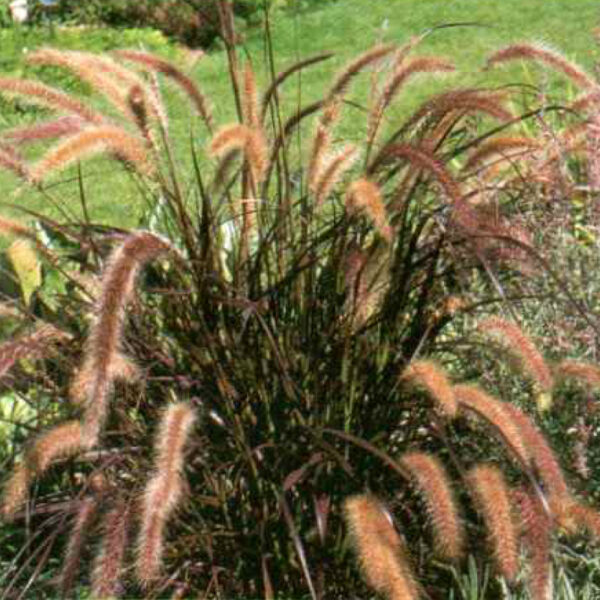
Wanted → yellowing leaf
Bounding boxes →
[7,239,41,305]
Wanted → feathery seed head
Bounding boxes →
[242,61,259,130]
[314,144,359,206]
[554,359,600,391]
[502,403,569,503]
[368,56,455,143]
[27,420,86,473]
[1,463,30,521]
[487,43,596,90]
[479,317,554,404]
[60,496,98,597]
[31,126,154,184]
[401,360,457,417]
[400,452,464,559]
[0,77,104,124]
[1,419,85,521]
[114,49,212,130]
[80,232,172,446]
[328,43,396,101]
[344,494,419,600]
[91,498,129,599]
[468,465,520,581]
[512,489,553,600]
[464,136,540,173]
[209,124,267,186]
[3,116,84,147]
[454,384,530,464]
[346,178,392,241]
[136,402,196,586]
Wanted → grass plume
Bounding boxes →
[344,494,419,600]
[554,359,600,391]
[400,452,464,560]
[368,56,455,144]
[327,43,396,101]
[487,42,597,90]
[3,116,84,147]
[242,61,259,130]
[60,496,98,597]
[502,404,569,505]
[209,123,268,187]
[1,420,85,520]
[114,49,213,131]
[345,178,392,241]
[136,402,196,586]
[0,324,69,380]
[463,136,540,172]
[467,464,519,581]
[478,317,553,409]
[91,497,129,600]
[513,489,553,600]
[454,384,530,464]
[401,360,457,417]
[314,144,359,206]
[0,77,104,124]
[26,48,165,127]
[31,126,154,183]
[79,232,171,446]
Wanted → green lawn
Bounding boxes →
[0,0,598,225]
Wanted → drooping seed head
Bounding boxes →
[344,494,419,600]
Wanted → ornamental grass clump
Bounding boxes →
[0,6,599,598]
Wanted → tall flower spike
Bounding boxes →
[242,61,259,130]
[31,126,154,183]
[502,403,569,503]
[314,144,359,206]
[345,178,392,241]
[307,100,340,192]
[344,494,419,600]
[554,359,600,391]
[0,323,68,380]
[0,146,28,179]
[91,498,129,600]
[463,136,540,173]
[136,402,196,586]
[327,43,396,101]
[80,232,172,446]
[487,42,596,90]
[114,49,213,131]
[512,489,553,600]
[1,420,85,520]
[60,496,98,597]
[26,48,165,128]
[0,77,104,124]
[478,317,553,411]
[400,452,464,560]
[1,463,30,521]
[209,124,267,187]
[467,465,519,582]
[401,360,457,417]
[3,115,84,147]
[368,56,455,144]
[454,385,530,464]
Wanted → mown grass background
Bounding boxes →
[0,0,598,226]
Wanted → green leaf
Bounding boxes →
[7,239,42,305]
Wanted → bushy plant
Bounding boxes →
[44,0,260,48]
[0,4,599,598]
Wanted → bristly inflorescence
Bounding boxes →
[76,232,172,447]
[136,402,196,586]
